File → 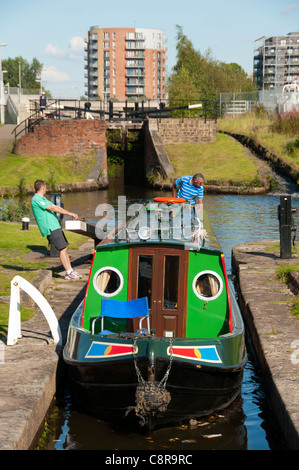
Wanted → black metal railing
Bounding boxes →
[11,97,218,141]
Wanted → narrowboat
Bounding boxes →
[63,198,247,430]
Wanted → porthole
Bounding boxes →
[93,267,124,297]
[192,270,223,301]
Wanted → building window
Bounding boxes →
[104,42,110,49]
[103,32,110,39]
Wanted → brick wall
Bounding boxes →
[13,120,106,156]
[153,118,216,144]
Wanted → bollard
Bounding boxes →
[278,195,292,259]
[22,217,30,230]
[50,193,63,257]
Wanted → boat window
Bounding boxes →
[93,267,124,297]
[163,255,179,309]
[137,255,152,307]
[192,271,223,301]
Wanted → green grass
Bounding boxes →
[0,304,33,335]
[218,112,299,175]
[0,221,87,333]
[0,151,96,188]
[164,132,259,183]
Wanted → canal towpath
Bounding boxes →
[232,240,299,450]
[0,238,94,450]
[0,124,15,160]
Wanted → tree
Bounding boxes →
[2,56,43,89]
[168,25,257,100]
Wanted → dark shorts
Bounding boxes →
[47,228,69,251]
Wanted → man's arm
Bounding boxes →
[47,204,78,220]
[172,181,177,197]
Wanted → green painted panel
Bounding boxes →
[82,246,129,331]
[186,249,229,338]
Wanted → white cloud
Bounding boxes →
[45,44,65,58]
[281,3,299,14]
[45,36,85,60]
[41,66,71,83]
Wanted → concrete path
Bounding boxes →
[0,239,94,450]
[0,124,16,160]
[232,240,299,450]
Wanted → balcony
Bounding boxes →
[125,41,145,50]
[126,79,145,86]
[126,69,146,78]
[126,87,145,96]
[126,60,145,68]
[126,51,145,59]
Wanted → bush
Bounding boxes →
[284,137,299,155]
[271,110,299,135]
[0,197,31,222]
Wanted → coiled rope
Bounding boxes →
[127,338,173,426]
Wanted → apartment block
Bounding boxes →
[254,32,299,89]
[85,26,167,101]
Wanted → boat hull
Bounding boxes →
[64,354,244,427]
[63,303,246,428]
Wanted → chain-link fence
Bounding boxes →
[220,88,299,116]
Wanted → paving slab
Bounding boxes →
[232,240,299,450]
[0,239,94,450]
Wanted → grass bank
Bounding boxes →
[0,221,86,333]
[161,132,271,188]
[0,151,96,190]
[217,112,299,177]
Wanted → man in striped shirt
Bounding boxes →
[172,173,205,206]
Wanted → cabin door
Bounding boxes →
[129,247,188,337]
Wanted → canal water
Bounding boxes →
[44,178,299,450]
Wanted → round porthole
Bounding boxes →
[192,271,223,301]
[93,267,124,297]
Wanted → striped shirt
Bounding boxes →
[175,175,204,205]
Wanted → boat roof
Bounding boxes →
[97,201,222,253]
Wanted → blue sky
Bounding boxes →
[1,0,298,97]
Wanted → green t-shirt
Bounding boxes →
[31,193,61,237]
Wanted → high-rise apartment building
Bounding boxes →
[85,26,167,101]
[253,32,299,89]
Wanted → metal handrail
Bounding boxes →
[11,99,61,141]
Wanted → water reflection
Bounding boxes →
[47,184,294,450]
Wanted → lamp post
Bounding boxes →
[0,43,8,124]
[35,78,42,95]
[18,61,22,104]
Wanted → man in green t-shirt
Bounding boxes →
[31,179,82,280]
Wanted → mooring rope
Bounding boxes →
[126,338,173,426]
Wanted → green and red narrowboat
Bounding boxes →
[63,198,247,430]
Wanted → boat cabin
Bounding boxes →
[80,202,232,339]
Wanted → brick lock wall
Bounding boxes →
[13,120,106,156]
[155,118,217,144]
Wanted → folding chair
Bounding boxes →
[91,297,150,335]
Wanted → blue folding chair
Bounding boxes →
[91,297,150,335]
